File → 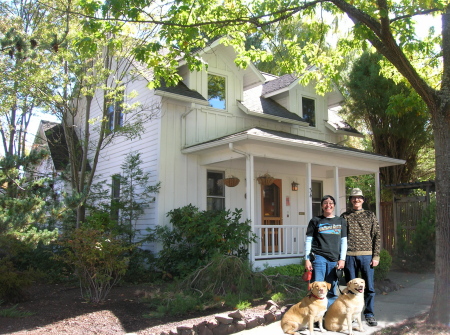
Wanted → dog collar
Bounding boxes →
[309,293,325,300]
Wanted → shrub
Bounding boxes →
[122,248,157,284]
[262,263,304,277]
[374,249,392,282]
[146,205,256,277]
[56,227,132,303]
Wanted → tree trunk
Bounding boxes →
[428,102,450,324]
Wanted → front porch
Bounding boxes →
[182,127,405,269]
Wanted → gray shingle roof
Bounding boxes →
[240,96,307,123]
[262,74,298,95]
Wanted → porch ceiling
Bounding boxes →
[182,127,405,177]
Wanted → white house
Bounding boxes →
[37,40,405,269]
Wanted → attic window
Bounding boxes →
[208,74,226,110]
[302,97,316,127]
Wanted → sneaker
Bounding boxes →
[366,316,378,326]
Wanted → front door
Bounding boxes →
[261,179,283,252]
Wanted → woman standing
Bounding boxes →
[304,195,347,306]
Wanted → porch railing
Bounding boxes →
[253,225,307,259]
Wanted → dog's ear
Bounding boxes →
[326,282,331,290]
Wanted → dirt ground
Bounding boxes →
[1,281,449,335]
[0,282,267,335]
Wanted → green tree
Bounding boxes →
[341,51,432,185]
[46,0,450,324]
[112,152,160,243]
[40,3,161,227]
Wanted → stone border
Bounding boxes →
[157,300,283,335]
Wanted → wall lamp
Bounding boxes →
[291,181,299,191]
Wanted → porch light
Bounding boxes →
[291,181,299,191]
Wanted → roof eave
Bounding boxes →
[182,130,406,167]
[155,90,210,105]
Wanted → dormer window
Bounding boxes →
[302,97,316,127]
[208,74,226,110]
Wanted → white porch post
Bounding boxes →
[247,154,255,263]
[306,163,312,220]
[375,171,381,223]
[333,166,340,215]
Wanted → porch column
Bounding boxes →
[333,166,340,215]
[375,171,381,223]
[306,163,312,220]
[246,154,255,263]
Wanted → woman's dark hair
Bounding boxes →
[321,195,336,206]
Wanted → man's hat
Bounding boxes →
[349,188,365,201]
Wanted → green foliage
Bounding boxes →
[374,249,392,282]
[56,227,133,303]
[11,242,70,283]
[235,300,252,310]
[270,292,286,303]
[396,200,436,272]
[146,205,256,277]
[262,263,304,277]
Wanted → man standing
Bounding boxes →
[341,188,380,327]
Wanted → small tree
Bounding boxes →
[113,152,160,243]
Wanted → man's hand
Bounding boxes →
[371,259,379,267]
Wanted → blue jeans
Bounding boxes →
[344,255,375,318]
[312,254,338,307]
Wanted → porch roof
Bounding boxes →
[181,127,405,169]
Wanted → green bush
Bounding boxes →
[122,248,157,284]
[262,263,305,277]
[0,258,34,303]
[146,205,256,278]
[374,249,392,282]
[396,200,435,272]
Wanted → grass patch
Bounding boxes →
[0,302,34,318]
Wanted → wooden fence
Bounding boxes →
[380,194,430,256]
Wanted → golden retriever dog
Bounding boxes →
[324,278,366,335]
[281,281,331,335]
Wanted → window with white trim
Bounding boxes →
[208,74,226,110]
[207,171,225,211]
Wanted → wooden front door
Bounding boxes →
[261,179,283,252]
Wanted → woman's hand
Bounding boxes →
[305,259,313,271]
